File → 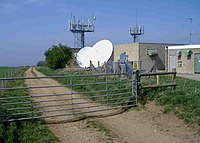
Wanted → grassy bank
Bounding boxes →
[141,76,200,132]
[0,68,58,143]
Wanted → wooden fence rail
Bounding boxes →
[139,70,177,90]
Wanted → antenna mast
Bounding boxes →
[130,11,144,43]
[68,15,96,48]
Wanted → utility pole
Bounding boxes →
[188,18,192,44]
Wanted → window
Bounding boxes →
[177,50,182,60]
[185,49,192,60]
[185,49,192,56]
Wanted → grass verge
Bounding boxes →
[0,68,59,143]
[141,76,200,133]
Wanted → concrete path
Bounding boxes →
[177,74,200,81]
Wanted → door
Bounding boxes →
[194,53,200,73]
[169,56,176,71]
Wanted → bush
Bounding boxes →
[44,43,72,70]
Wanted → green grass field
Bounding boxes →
[0,67,15,77]
[0,67,59,143]
[0,67,24,78]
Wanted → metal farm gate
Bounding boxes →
[0,71,139,123]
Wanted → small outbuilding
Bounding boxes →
[167,44,200,74]
[114,43,182,72]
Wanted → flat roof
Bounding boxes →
[114,42,184,46]
[167,44,200,49]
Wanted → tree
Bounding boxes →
[44,43,72,70]
[37,61,46,66]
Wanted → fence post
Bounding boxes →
[2,75,5,88]
[0,77,2,96]
[156,75,160,85]
[172,69,176,90]
[97,61,101,73]
[30,98,34,120]
[106,75,109,105]
[132,70,139,104]
[90,60,92,71]
[104,62,108,74]
[70,76,74,114]
[136,70,139,101]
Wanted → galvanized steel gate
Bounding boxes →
[0,71,139,123]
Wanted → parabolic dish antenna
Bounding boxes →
[76,40,113,68]
[76,47,92,68]
[92,40,113,67]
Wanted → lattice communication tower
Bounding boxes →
[68,16,96,48]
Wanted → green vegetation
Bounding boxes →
[141,76,200,132]
[44,43,73,70]
[0,67,19,78]
[38,67,200,132]
[0,68,59,143]
[36,67,134,107]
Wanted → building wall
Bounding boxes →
[139,43,167,72]
[114,43,139,62]
[114,43,183,72]
[168,48,200,74]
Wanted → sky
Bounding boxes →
[0,0,200,66]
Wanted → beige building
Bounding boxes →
[114,43,181,72]
[167,45,200,74]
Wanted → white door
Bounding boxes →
[169,56,176,71]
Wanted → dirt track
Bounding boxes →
[25,67,123,143]
[25,68,200,143]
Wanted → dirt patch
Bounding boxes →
[25,67,200,143]
[98,102,200,143]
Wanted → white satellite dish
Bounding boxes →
[76,40,113,68]
[76,47,92,68]
[92,40,113,67]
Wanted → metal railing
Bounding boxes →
[0,71,139,123]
